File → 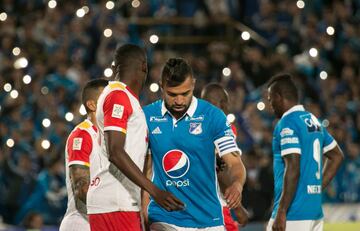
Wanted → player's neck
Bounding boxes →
[88,112,98,128]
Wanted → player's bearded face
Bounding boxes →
[163,77,195,117]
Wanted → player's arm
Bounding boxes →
[104,91,183,211]
[141,153,152,230]
[273,154,300,231]
[70,165,90,204]
[322,145,344,189]
[221,151,246,209]
[67,130,92,211]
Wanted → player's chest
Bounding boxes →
[148,115,212,147]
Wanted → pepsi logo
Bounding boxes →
[162,150,190,179]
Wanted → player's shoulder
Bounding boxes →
[70,120,93,138]
[143,100,162,115]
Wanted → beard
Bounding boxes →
[165,102,190,119]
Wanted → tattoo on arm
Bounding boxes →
[70,165,90,207]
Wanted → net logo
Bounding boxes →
[162,150,190,179]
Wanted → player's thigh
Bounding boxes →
[60,213,90,231]
[150,223,225,231]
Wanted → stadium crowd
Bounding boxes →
[0,0,359,228]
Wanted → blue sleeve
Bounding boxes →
[211,108,241,157]
[322,127,337,153]
[278,120,302,156]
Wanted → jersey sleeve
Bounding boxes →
[67,130,92,167]
[322,127,337,153]
[278,122,301,156]
[212,108,241,157]
[103,90,133,133]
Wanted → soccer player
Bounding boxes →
[201,83,249,230]
[60,78,108,231]
[266,74,344,231]
[87,44,183,231]
[143,58,246,230]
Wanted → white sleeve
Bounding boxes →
[214,136,242,157]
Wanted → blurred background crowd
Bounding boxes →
[0,0,359,229]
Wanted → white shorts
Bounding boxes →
[59,212,90,231]
[150,222,225,231]
[266,218,323,231]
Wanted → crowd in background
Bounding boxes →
[0,0,359,228]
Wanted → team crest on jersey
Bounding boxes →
[73,138,83,150]
[112,104,124,119]
[189,122,202,135]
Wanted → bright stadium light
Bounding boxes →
[322,119,330,127]
[104,68,113,77]
[132,0,140,8]
[0,12,7,21]
[42,118,51,128]
[4,83,12,92]
[79,104,87,115]
[41,139,51,150]
[65,112,74,122]
[6,138,15,148]
[320,71,328,80]
[227,114,236,123]
[149,83,159,92]
[326,26,335,36]
[82,6,89,14]
[23,75,32,84]
[76,8,86,18]
[296,0,305,9]
[257,101,265,111]
[10,90,19,99]
[41,86,49,95]
[309,48,318,58]
[106,1,115,10]
[241,31,250,41]
[103,28,112,38]
[149,34,159,44]
[48,0,57,9]
[14,57,28,69]
[222,67,231,77]
[12,47,21,56]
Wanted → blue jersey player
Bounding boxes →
[143,58,246,230]
[266,74,344,231]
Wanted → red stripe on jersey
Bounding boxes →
[231,124,238,138]
[67,128,92,165]
[103,90,133,130]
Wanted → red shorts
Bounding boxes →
[89,211,142,231]
[223,207,239,231]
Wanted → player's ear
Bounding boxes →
[159,80,163,92]
[86,100,97,112]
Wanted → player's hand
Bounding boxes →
[151,189,185,212]
[224,182,242,209]
[233,204,249,227]
[272,210,286,231]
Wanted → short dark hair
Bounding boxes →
[113,44,146,77]
[267,73,299,102]
[201,83,228,101]
[161,58,193,87]
[82,79,108,113]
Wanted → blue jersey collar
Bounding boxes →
[282,104,305,118]
[161,96,198,118]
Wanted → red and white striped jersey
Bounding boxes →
[64,119,99,218]
[87,81,148,214]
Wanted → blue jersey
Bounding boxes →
[271,105,337,220]
[144,97,240,228]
